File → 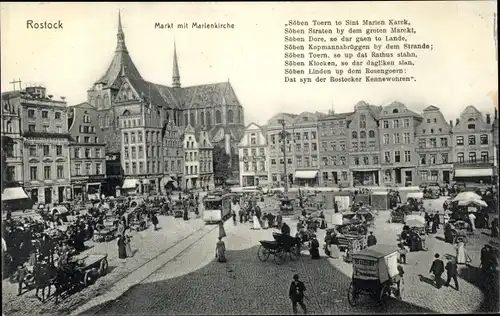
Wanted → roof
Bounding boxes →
[352,244,399,259]
[319,112,354,120]
[97,50,143,88]
[423,105,440,111]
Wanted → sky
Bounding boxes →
[1,1,497,125]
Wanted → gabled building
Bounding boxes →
[318,111,352,187]
[347,102,382,186]
[86,13,245,191]
[415,105,453,185]
[67,102,107,200]
[265,113,296,187]
[182,125,214,190]
[452,105,495,184]
[238,123,268,187]
[379,101,423,186]
[161,120,184,191]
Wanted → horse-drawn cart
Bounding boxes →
[257,233,300,265]
[347,244,402,306]
[75,253,109,286]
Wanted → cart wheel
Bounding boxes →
[84,271,94,287]
[379,283,391,305]
[99,258,109,276]
[274,248,287,265]
[347,281,359,306]
[289,246,300,261]
[257,245,270,262]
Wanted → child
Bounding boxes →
[398,242,409,264]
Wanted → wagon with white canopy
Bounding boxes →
[347,244,403,306]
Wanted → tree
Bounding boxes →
[213,145,230,185]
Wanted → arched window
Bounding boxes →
[368,130,375,138]
[227,109,234,123]
[103,95,110,107]
[360,131,366,138]
[206,112,212,127]
[7,121,12,133]
[104,114,110,127]
[359,121,366,129]
[123,110,130,116]
[184,113,189,126]
[127,89,133,100]
[190,113,195,126]
[200,111,205,125]
[392,109,399,114]
[352,131,358,139]
[468,118,475,121]
[215,110,222,124]
[96,96,102,108]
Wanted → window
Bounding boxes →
[393,133,400,144]
[403,118,410,128]
[311,132,317,140]
[467,123,475,130]
[440,137,448,147]
[468,135,476,145]
[57,165,64,178]
[430,154,437,164]
[42,111,48,119]
[480,134,488,145]
[312,157,318,167]
[340,156,346,165]
[363,156,369,165]
[427,119,431,123]
[441,153,448,163]
[481,151,489,163]
[29,145,37,157]
[305,157,310,167]
[312,143,317,151]
[359,120,366,129]
[28,109,35,118]
[85,148,91,158]
[54,145,62,156]
[55,112,61,120]
[360,141,366,151]
[393,119,400,128]
[340,141,345,151]
[296,158,302,167]
[384,151,391,163]
[56,126,62,133]
[457,152,464,163]
[321,141,328,150]
[43,145,50,156]
[419,154,426,165]
[419,170,428,181]
[96,148,101,158]
[430,170,439,181]
[85,163,91,174]
[131,133,136,143]
[30,166,37,180]
[303,132,309,140]
[456,136,464,146]
[351,131,357,139]
[394,151,401,163]
[383,120,389,128]
[372,155,379,164]
[138,132,143,142]
[330,142,336,151]
[271,159,276,165]
[42,125,49,133]
[418,139,425,148]
[96,163,102,174]
[330,156,337,165]
[403,132,410,144]
[404,150,411,162]
[368,130,375,138]
[430,138,437,148]
[250,133,257,145]
[44,166,51,179]
[469,152,477,163]
[342,171,348,180]
[354,157,359,165]
[76,136,80,143]
[360,131,366,138]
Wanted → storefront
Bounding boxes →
[294,170,319,187]
[453,168,494,184]
[352,169,379,186]
[122,178,140,196]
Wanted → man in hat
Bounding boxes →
[289,274,307,315]
[444,256,459,290]
[429,253,445,289]
[367,231,377,247]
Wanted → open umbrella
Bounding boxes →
[452,192,482,202]
[406,219,426,228]
[405,214,425,225]
[457,199,487,207]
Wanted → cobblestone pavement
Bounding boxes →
[2,213,208,316]
[80,202,497,315]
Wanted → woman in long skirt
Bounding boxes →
[218,221,227,239]
[252,214,262,230]
[125,235,133,257]
[117,236,127,259]
[329,233,340,259]
[456,240,467,264]
[262,214,269,229]
[215,237,226,263]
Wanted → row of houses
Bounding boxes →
[238,101,499,188]
[1,86,215,205]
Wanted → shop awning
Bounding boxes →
[294,171,318,179]
[122,179,138,189]
[1,187,29,201]
[455,168,493,177]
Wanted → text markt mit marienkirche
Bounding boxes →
[154,22,235,29]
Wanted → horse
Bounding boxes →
[33,263,58,303]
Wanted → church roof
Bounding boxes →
[176,82,240,109]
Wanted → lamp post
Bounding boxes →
[278,119,290,193]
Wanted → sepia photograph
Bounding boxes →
[0,1,498,315]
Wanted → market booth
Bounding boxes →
[333,191,352,212]
[371,191,390,210]
[398,186,421,203]
[354,193,370,205]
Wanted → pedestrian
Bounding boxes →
[238,207,244,224]
[232,209,237,225]
[262,213,269,229]
[444,257,459,290]
[117,235,127,259]
[289,274,307,315]
[429,253,445,289]
[334,201,339,214]
[491,219,498,238]
[252,212,262,230]
[455,239,469,265]
[125,235,133,257]
[215,237,226,263]
[310,234,320,259]
[117,221,126,237]
[281,222,291,236]
[468,212,476,232]
[398,242,408,264]
[218,220,227,239]
[151,213,159,231]
[16,264,29,296]
[367,231,377,247]
[183,205,189,221]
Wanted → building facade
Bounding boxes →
[414,105,454,185]
[197,129,215,190]
[1,92,24,189]
[238,123,268,187]
[67,102,107,199]
[266,113,296,187]
[452,105,495,183]
[379,101,422,186]
[347,102,383,186]
[86,13,245,190]
[20,87,71,204]
[318,112,352,187]
[182,125,215,190]
[161,120,184,191]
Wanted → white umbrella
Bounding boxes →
[457,199,487,207]
[452,192,482,202]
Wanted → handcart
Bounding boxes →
[347,244,403,306]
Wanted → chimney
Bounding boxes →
[456,118,460,126]
[449,120,453,127]
[486,114,491,124]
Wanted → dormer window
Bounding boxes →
[392,109,399,114]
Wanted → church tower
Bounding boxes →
[172,42,181,88]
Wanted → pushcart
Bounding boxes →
[347,244,403,306]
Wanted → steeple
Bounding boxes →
[116,10,127,52]
[172,41,181,88]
